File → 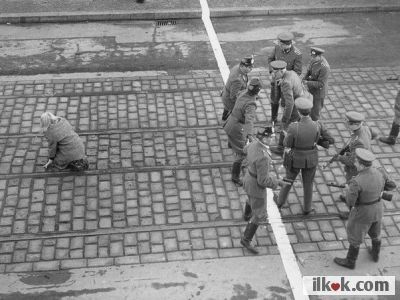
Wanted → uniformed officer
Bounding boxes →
[332,112,377,185]
[379,90,400,145]
[223,77,262,186]
[241,137,286,254]
[221,56,254,121]
[267,32,302,124]
[330,111,377,218]
[275,97,320,214]
[302,47,331,121]
[269,60,311,156]
[334,148,396,269]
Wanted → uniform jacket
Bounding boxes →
[243,140,278,199]
[337,124,377,180]
[221,64,248,112]
[45,117,86,169]
[280,71,309,128]
[346,167,387,244]
[394,90,400,124]
[283,116,320,169]
[304,56,330,99]
[223,90,257,154]
[268,45,302,75]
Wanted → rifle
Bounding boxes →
[327,182,393,201]
[322,144,351,169]
[322,135,359,169]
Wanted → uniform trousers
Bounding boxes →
[310,93,324,121]
[347,212,381,246]
[247,195,267,225]
[278,165,316,212]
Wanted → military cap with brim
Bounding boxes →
[241,56,254,67]
[310,46,325,55]
[270,60,287,70]
[355,148,376,164]
[295,97,313,110]
[345,111,365,123]
[278,32,294,44]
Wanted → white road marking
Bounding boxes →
[266,189,309,300]
[199,1,308,299]
[199,0,230,84]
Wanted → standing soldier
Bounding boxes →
[330,112,377,191]
[240,137,286,254]
[379,90,400,145]
[221,56,254,121]
[334,148,395,269]
[302,47,331,121]
[269,60,310,156]
[275,97,320,215]
[223,78,262,186]
[267,32,302,125]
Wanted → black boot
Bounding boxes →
[334,245,359,269]
[243,203,252,221]
[222,109,230,121]
[240,223,259,254]
[379,122,399,145]
[339,211,349,220]
[231,161,243,186]
[368,240,381,262]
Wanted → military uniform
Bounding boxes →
[276,97,320,214]
[240,138,279,254]
[334,112,377,182]
[243,140,279,223]
[303,47,330,121]
[267,32,302,122]
[221,56,254,121]
[223,78,260,186]
[379,90,400,145]
[270,61,311,155]
[280,70,309,129]
[334,149,395,269]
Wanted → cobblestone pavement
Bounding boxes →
[0,66,400,274]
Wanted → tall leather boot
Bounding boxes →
[231,161,243,186]
[240,223,259,254]
[334,245,359,269]
[270,132,285,156]
[271,103,279,123]
[368,240,381,262]
[243,203,252,221]
[379,122,399,145]
[222,109,230,121]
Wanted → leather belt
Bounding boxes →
[293,146,316,150]
[355,199,381,207]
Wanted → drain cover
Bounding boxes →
[156,20,177,26]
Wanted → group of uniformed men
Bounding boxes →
[221,32,398,269]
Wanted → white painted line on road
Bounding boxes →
[199,1,307,298]
[266,189,309,300]
[199,0,230,84]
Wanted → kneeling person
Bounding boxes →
[41,112,89,171]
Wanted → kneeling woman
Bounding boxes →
[41,112,88,171]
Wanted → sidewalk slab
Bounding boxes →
[1,0,400,24]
